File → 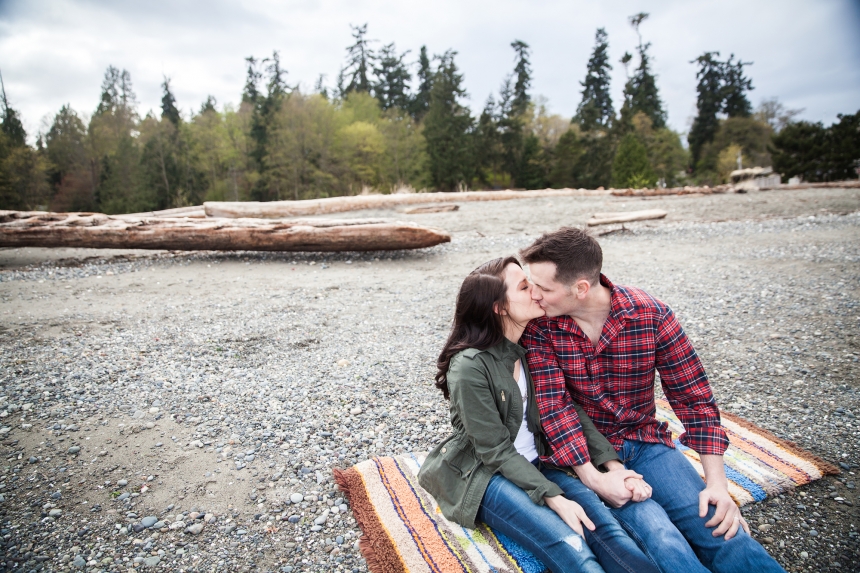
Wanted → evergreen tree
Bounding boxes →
[242,57,262,105]
[161,77,181,126]
[549,128,614,189]
[250,52,291,200]
[611,132,656,188]
[423,50,473,191]
[575,28,614,131]
[0,70,26,147]
[409,46,433,120]
[620,13,665,129]
[772,111,860,182]
[473,96,505,188]
[721,54,753,118]
[688,52,723,169]
[343,23,374,94]
[200,96,217,114]
[510,40,531,116]
[373,43,412,111]
[314,75,328,99]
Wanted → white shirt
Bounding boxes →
[513,362,539,462]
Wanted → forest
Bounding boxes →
[0,13,857,214]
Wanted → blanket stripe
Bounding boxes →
[334,402,838,573]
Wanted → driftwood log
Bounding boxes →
[402,204,460,214]
[587,209,668,226]
[204,188,609,218]
[0,211,451,252]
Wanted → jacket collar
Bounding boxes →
[485,337,526,363]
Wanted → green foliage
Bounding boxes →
[423,51,473,191]
[410,46,433,120]
[575,28,614,131]
[510,40,531,116]
[373,43,412,111]
[619,14,665,130]
[549,127,614,190]
[342,24,374,95]
[721,55,754,118]
[631,112,688,186]
[612,133,656,188]
[696,116,772,179]
[771,111,860,182]
[161,77,181,126]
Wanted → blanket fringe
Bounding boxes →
[333,467,407,573]
[720,409,841,475]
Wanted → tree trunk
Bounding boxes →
[204,188,609,218]
[0,211,450,252]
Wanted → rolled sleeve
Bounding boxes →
[655,308,729,456]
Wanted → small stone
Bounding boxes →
[290,493,304,504]
[800,551,809,559]
[185,522,204,535]
[839,462,851,470]
[117,493,130,501]
[143,556,161,567]
[141,516,158,528]
[117,479,128,487]
[809,529,818,536]
[337,359,350,367]
[762,537,774,544]
[68,446,81,455]
[758,523,772,532]
[310,525,323,532]
[28,456,38,464]
[350,407,363,416]
[48,508,62,517]
[336,535,344,544]
[288,515,300,524]
[73,555,87,568]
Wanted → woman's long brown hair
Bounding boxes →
[435,256,521,399]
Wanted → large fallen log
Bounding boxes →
[204,188,609,218]
[610,185,732,197]
[0,211,451,252]
[587,209,667,226]
[120,205,206,218]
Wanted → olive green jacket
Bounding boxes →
[417,338,620,528]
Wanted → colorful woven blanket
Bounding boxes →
[333,399,838,573]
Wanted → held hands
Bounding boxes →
[596,460,653,507]
[544,495,595,538]
[699,484,750,540]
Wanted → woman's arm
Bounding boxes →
[449,356,563,505]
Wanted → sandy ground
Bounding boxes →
[0,186,858,572]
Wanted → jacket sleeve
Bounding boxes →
[448,356,564,505]
[570,401,620,468]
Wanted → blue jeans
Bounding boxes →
[478,465,660,573]
[612,441,787,573]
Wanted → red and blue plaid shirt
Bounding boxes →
[522,275,728,468]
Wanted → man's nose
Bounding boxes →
[530,287,542,301]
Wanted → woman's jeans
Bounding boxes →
[477,463,660,573]
[611,441,787,573]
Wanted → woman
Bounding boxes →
[418,257,660,573]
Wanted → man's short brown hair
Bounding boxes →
[519,227,602,286]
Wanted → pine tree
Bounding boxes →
[0,70,26,147]
[343,24,374,95]
[199,96,217,114]
[423,50,473,191]
[510,40,531,116]
[473,96,504,188]
[250,51,290,200]
[373,43,412,111]
[409,46,433,120]
[161,77,181,126]
[575,28,614,131]
[242,57,262,105]
[620,14,665,129]
[611,133,656,188]
[721,54,753,118]
[688,52,723,169]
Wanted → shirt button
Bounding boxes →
[441,447,447,453]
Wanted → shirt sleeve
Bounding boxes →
[522,321,592,467]
[448,357,564,505]
[655,308,729,456]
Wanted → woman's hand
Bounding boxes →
[543,495,595,538]
[602,459,652,503]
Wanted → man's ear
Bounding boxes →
[574,279,591,299]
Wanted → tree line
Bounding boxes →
[0,14,857,213]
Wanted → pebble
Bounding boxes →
[48,509,62,517]
[73,555,86,568]
[67,446,81,455]
[0,205,857,573]
[185,522,205,535]
[141,515,158,528]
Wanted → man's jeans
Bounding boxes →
[612,440,788,573]
[478,465,660,573]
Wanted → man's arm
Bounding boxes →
[524,322,643,507]
[655,307,738,534]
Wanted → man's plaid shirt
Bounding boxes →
[522,275,728,468]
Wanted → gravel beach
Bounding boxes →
[0,186,858,572]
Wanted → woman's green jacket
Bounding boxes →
[417,338,620,529]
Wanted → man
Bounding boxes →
[519,227,785,572]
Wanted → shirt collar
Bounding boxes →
[553,274,637,335]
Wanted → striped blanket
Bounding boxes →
[333,399,838,573]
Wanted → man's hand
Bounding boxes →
[603,460,652,502]
[544,495,595,538]
[699,454,750,540]
[574,462,646,508]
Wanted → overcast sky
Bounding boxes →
[2,0,859,143]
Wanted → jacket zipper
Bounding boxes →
[501,390,506,402]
